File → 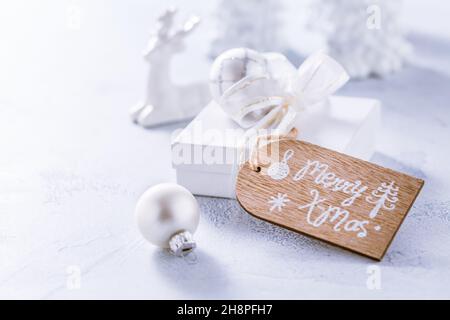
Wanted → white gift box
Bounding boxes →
[172,96,381,198]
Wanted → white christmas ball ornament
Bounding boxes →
[209,48,299,129]
[209,48,268,102]
[135,183,200,256]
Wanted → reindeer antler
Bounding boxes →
[143,8,200,58]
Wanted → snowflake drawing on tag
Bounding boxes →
[267,149,294,180]
[366,181,399,219]
[268,193,290,212]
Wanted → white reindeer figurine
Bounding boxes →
[130,8,209,128]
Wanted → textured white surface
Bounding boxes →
[1,0,450,299]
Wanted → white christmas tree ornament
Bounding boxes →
[311,0,412,79]
[210,0,283,58]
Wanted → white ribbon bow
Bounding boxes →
[217,51,350,136]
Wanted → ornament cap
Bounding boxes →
[169,231,196,256]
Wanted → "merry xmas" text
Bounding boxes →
[293,159,368,207]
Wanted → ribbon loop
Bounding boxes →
[294,52,350,111]
[215,50,349,136]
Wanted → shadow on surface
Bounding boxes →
[152,248,230,299]
[197,197,370,264]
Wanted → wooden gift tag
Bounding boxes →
[236,140,424,260]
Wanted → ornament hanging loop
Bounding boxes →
[168,230,196,257]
